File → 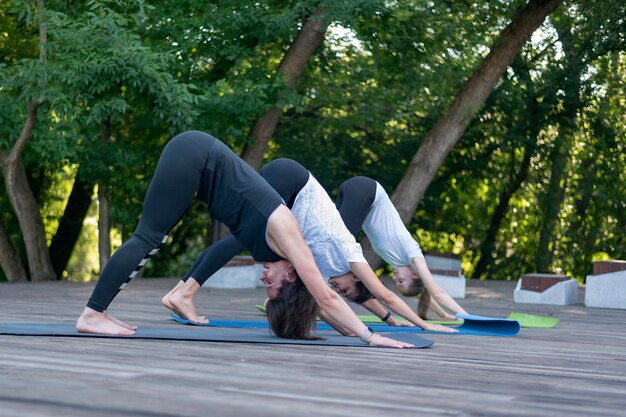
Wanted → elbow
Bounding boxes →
[377,290,397,306]
[316,288,341,310]
[431,288,446,301]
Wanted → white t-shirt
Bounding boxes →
[291,174,366,277]
[362,182,424,267]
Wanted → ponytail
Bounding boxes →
[417,286,431,320]
[398,278,430,319]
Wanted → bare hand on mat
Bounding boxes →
[386,317,415,327]
[423,323,458,333]
[368,334,414,348]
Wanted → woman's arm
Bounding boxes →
[428,297,460,321]
[360,298,415,327]
[350,261,457,332]
[411,257,467,316]
[318,309,354,336]
[267,206,413,348]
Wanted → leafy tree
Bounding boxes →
[0,0,54,282]
[0,0,195,281]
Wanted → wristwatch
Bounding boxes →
[381,311,392,322]
[359,326,375,343]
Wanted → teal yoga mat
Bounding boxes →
[170,313,521,336]
[255,305,460,325]
[0,322,434,348]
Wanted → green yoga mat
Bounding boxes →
[506,312,559,328]
[359,313,559,328]
[256,306,559,328]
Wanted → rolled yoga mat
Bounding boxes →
[170,313,521,336]
[0,322,434,348]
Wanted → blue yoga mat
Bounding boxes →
[0,322,434,348]
[169,313,520,337]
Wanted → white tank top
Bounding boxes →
[291,174,366,277]
[362,182,424,267]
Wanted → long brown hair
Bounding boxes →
[266,276,321,340]
[399,279,431,320]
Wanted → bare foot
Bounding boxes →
[161,280,185,314]
[161,279,208,324]
[162,280,184,303]
[162,280,206,321]
[104,312,137,330]
[76,307,135,335]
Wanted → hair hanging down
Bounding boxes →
[398,279,431,319]
[349,281,375,304]
[266,276,321,340]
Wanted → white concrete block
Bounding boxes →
[432,274,466,299]
[514,279,578,306]
[585,271,626,310]
[203,260,264,289]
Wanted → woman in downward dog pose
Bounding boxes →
[331,176,468,321]
[163,158,455,335]
[76,131,410,348]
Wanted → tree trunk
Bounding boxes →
[49,166,95,278]
[242,7,329,169]
[363,0,562,266]
[581,218,601,280]
[98,182,111,272]
[473,139,537,278]
[535,13,581,272]
[390,0,561,221]
[0,155,56,281]
[0,220,28,282]
[0,0,55,281]
[0,101,56,282]
[212,8,329,246]
[571,161,598,277]
[98,123,111,272]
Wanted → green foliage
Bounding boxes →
[269,0,624,281]
[0,0,38,63]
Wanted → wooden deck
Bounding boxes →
[1,278,625,417]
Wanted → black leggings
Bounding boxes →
[87,131,281,311]
[335,176,377,237]
[259,158,309,208]
[181,158,310,286]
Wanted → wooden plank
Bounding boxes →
[1,278,625,417]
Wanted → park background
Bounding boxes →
[0,0,623,285]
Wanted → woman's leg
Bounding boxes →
[78,132,209,333]
[258,158,309,208]
[161,234,245,323]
